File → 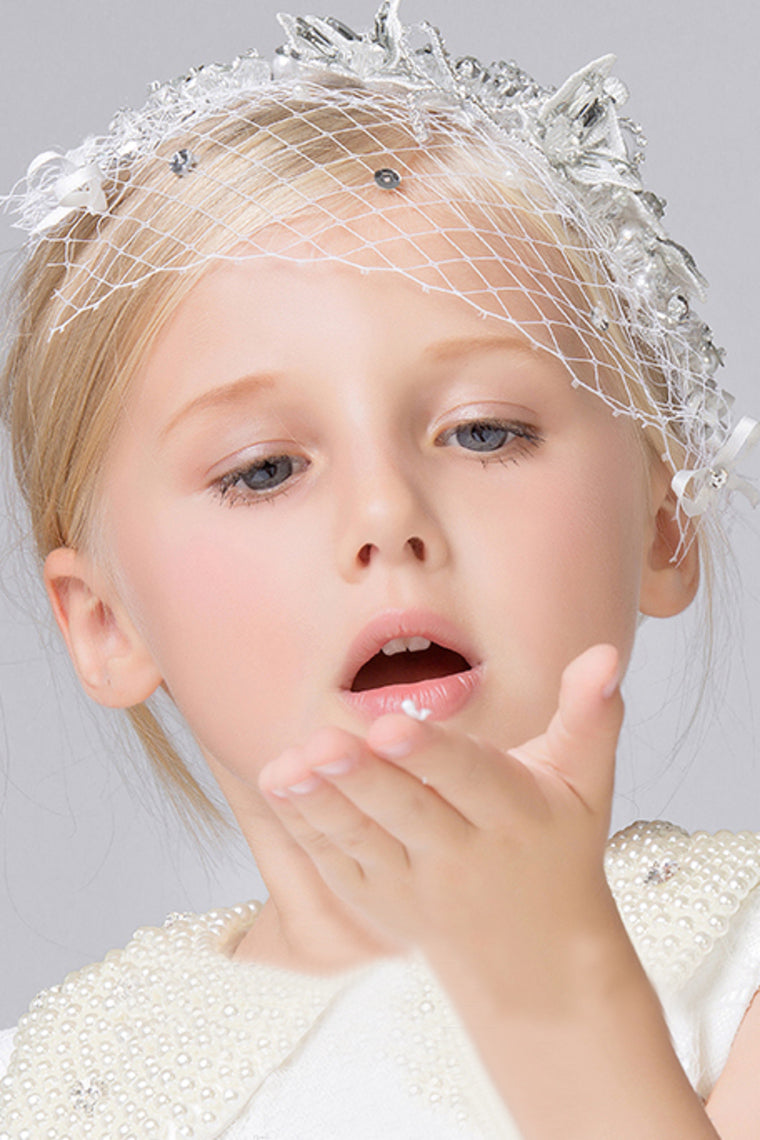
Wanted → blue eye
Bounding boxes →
[450,421,511,451]
[236,456,293,491]
[215,455,307,505]
[437,418,542,457]
[213,419,542,507]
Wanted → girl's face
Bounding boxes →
[96,204,657,810]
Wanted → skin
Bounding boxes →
[45,203,742,1136]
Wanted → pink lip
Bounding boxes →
[338,607,483,723]
[339,664,484,723]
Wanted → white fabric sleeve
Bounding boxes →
[662,884,760,1098]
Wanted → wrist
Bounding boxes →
[426,886,649,1030]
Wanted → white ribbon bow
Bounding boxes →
[671,414,760,516]
[27,149,107,236]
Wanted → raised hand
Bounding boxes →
[258,642,624,987]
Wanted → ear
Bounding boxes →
[44,547,163,708]
[638,459,700,618]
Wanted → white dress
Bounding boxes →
[2,820,760,1139]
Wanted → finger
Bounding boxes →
[260,772,406,884]
[366,713,541,831]
[510,642,623,811]
[261,725,470,852]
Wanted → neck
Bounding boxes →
[211,773,405,973]
[236,823,404,972]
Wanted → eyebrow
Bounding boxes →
[160,333,538,440]
[422,332,538,364]
[160,373,279,440]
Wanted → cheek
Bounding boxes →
[465,437,645,724]
[108,501,317,755]
[539,458,644,624]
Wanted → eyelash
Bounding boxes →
[211,418,544,507]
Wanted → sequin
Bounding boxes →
[454,56,484,81]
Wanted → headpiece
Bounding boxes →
[2,0,758,545]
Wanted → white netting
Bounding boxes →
[1,2,758,557]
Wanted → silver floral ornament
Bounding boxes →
[2,0,757,518]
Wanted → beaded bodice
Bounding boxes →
[604,820,760,986]
[3,820,760,1139]
[0,902,360,1139]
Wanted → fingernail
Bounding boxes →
[372,734,414,759]
[313,756,355,776]
[284,774,323,794]
[601,666,621,700]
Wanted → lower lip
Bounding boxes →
[339,665,484,722]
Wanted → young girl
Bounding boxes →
[1,2,760,1136]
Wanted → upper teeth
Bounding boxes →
[380,636,432,656]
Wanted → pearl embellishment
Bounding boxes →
[3,821,760,1137]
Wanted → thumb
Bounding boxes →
[511,643,623,811]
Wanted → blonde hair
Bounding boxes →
[0,81,713,832]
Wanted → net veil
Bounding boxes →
[2,0,758,556]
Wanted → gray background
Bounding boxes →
[1,0,759,1030]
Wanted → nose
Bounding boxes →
[335,450,449,581]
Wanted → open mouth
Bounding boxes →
[350,643,472,692]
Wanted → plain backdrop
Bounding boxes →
[1,0,759,1030]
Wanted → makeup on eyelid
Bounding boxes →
[166,404,546,500]
[159,333,553,442]
[158,353,569,486]
[207,418,545,506]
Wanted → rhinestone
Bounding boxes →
[70,1077,107,1116]
[708,467,729,489]
[169,149,198,177]
[373,167,401,190]
[644,859,679,885]
[454,56,483,80]
[666,293,689,323]
[590,304,609,332]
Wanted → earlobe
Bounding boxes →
[638,464,700,618]
[44,547,163,708]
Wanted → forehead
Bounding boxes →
[230,186,591,330]
[121,181,644,456]
[134,188,581,388]
[109,190,652,518]
[180,184,622,392]
[129,193,644,455]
